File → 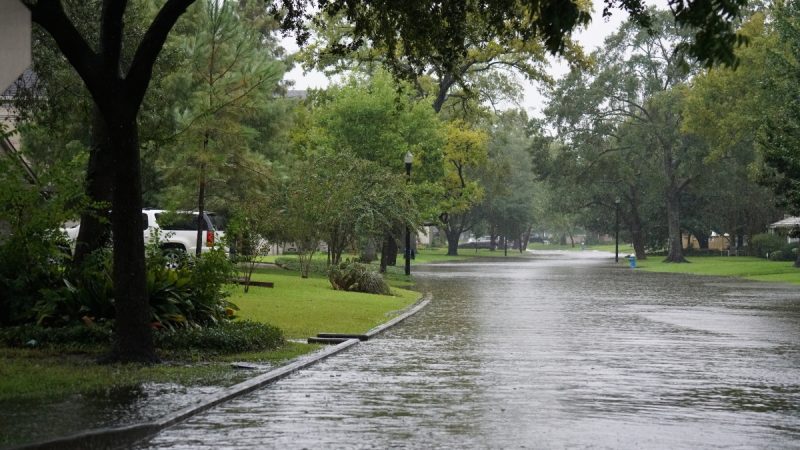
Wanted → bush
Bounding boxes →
[0,322,114,350]
[750,233,787,258]
[28,242,237,330]
[0,158,86,326]
[153,320,284,354]
[32,248,115,326]
[328,260,391,295]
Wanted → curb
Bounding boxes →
[11,294,432,450]
[365,295,430,339]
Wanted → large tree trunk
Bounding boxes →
[379,233,390,273]
[109,118,157,363]
[385,236,398,266]
[72,107,114,268]
[445,226,460,256]
[696,232,709,250]
[520,225,532,252]
[664,189,687,263]
[625,190,647,260]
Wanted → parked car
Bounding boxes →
[63,209,226,266]
[458,236,494,249]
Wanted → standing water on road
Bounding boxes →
[140,251,800,449]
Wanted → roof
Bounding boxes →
[769,217,800,229]
[1,68,37,99]
[285,89,307,99]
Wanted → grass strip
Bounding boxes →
[236,267,420,339]
[635,256,800,284]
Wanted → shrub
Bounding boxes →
[750,233,787,258]
[32,248,115,326]
[0,322,114,350]
[328,260,390,295]
[153,320,284,354]
[186,247,238,324]
[0,158,86,326]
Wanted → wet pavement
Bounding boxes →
[139,251,800,449]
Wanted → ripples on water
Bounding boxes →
[140,252,800,449]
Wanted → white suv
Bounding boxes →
[63,209,226,259]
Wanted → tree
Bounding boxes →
[546,11,710,262]
[759,2,800,267]
[302,72,444,265]
[158,0,285,256]
[439,120,489,255]
[283,0,748,77]
[276,153,419,276]
[22,0,199,362]
[476,110,538,252]
[681,11,785,256]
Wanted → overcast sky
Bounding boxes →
[281,1,636,115]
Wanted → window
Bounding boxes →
[155,213,209,231]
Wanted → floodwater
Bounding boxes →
[138,251,800,449]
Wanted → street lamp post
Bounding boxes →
[404,151,414,276]
[614,197,621,263]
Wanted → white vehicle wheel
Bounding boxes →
[163,247,185,269]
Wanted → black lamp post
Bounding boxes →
[404,151,413,276]
[614,197,621,263]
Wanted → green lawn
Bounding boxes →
[635,256,800,284]
[0,342,313,403]
[235,267,420,339]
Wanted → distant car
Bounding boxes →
[458,236,494,249]
[63,209,226,267]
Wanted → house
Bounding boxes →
[769,216,800,242]
[682,231,731,251]
[1,69,37,184]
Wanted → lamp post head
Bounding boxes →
[615,197,621,205]
[404,151,414,165]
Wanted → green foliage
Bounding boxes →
[0,158,85,326]
[185,248,239,325]
[0,323,114,351]
[750,233,787,259]
[32,248,114,327]
[158,0,287,214]
[23,236,236,330]
[328,260,391,295]
[0,320,283,355]
[153,320,283,354]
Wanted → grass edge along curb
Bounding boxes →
[11,339,359,450]
[364,294,431,339]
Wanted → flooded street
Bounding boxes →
[140,252,800,449]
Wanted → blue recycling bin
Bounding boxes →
[629,255,637,268]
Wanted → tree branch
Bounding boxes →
[126,0,196,110]
[100,0,128,74]
[24,0,102,98]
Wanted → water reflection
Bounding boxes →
[138,252,800,448]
